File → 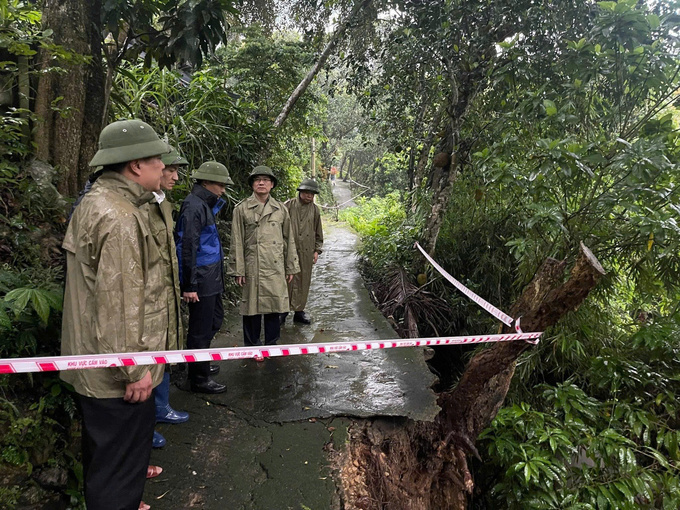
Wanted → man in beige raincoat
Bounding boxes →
[281,178,323,325]
[150,146,190,449]
[61,119,169,510]
[228,166,299,353]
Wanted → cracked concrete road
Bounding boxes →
[144,181,439,509]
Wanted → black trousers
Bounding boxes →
[78,394,155,510]
[187,293,224,381]
[243,313,281,346]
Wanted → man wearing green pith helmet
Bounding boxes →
[61,119,169,510]
[281,178,324,325]
[150,146,191,450]
[227,165,300,353]
[175,161,233,394]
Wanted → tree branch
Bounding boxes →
[273,0,373,130]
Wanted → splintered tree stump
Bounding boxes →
[340,243,605,510]
[442,243,606,437]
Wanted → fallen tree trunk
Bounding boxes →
[339,243,605,510]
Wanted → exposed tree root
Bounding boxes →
[371,267,451,339]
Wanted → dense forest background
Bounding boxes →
[1,0,679,508]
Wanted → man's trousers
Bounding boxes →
[187,293,224,381]
[243,313,281,346]
[78,394,155,510]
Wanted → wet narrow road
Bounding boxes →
[144,180,439,509]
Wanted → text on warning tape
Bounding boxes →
[0,332,542,374]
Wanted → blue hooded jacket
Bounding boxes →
[175,183,226,297]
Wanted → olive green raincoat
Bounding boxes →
[228,194,300,315]
[61,172,167,398]
[285,197,323,311]
[149,194,183,350]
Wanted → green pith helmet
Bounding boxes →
[248,165,278,188]
[191,161,233,185]
[297,178,320,194]
[161,145,189,166]
[88,119,169,167]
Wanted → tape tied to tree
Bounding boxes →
[414,242,534,341]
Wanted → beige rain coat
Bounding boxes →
[61,172,167,398]
[228,194,300,315]
[285,197,323,311]
[149,195,183,350]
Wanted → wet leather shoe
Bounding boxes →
[209,365,220,375]
[190,378,227,394]
[293,311,311,324]
[152,430,166,448]
[156,405,189,424]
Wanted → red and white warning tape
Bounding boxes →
[0,244,541,375]
[0,332,541,374]
[414,242,530,337]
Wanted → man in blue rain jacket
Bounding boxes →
[175,161,233,394]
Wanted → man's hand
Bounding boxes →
[286,274,294,283]
[235,276,246,286]
[182,291,199,303]
[313,252,319,264]
[124,371,153,403]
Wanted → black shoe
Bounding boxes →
[190,378,227,394]
[209,365,220,375]
[279,312,289,325]
[293,311,311,324]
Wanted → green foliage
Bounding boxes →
[0,267,81,508]
[316,178,335,209]
[217,24,327,195]
[112,25,327,204]
[218,25,320,132]
[0,1,43,58]
[0,265,63,359]
[4,286,62,326]
[0,486,20,508]
[101,0,238,70]
[0,2,45,162]
[479,377,680,510]
[8,2,339,508]
[0,110,31,160]
[0,264,79,507]
[0,379,81,510]
[453,1,680,505]
[111,62,264,209]
[339,192,418,268]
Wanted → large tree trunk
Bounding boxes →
[340,243,606,510]
[344,155,354,183]
[420,69,481,255]
[407,97,430,192]
[338,152,348,180]
[34,0,105,198]
[420,37,505,254]
[421,121,457,254]
[272,0,373,130]
[413,105,444,191]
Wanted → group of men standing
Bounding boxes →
[61,119,324,509]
